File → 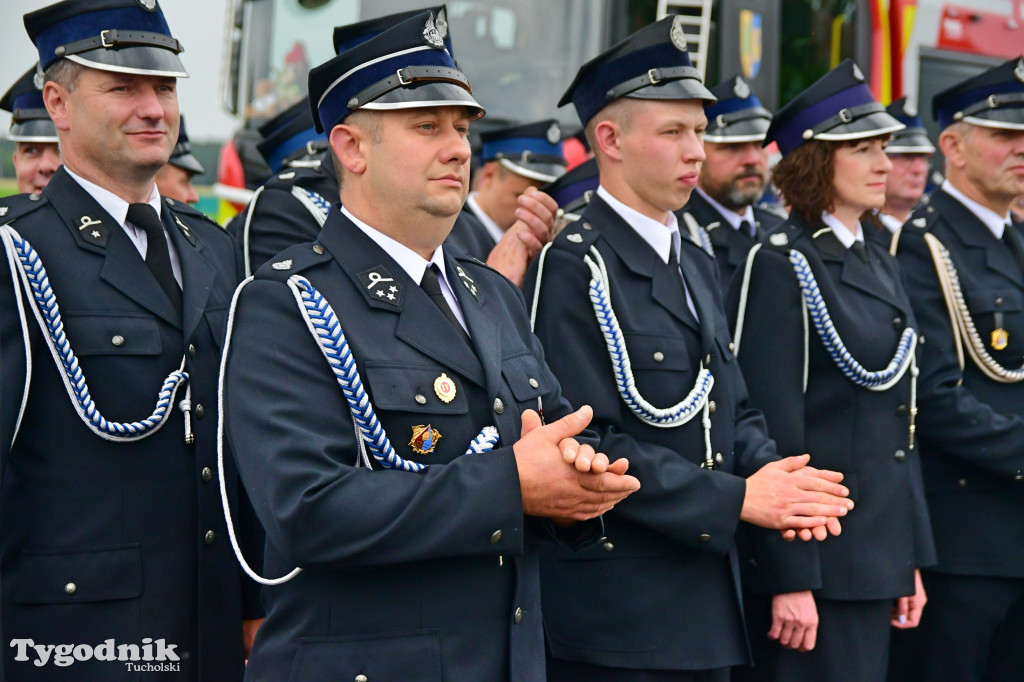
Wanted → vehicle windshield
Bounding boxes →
[233,0,606,128]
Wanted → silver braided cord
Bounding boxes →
[216,274,499,585]
[923,232,1024,383]
[291,186,331,228]
[1,226,191,444]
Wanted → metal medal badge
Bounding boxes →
[410,424,442,454]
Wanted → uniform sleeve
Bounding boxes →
[726,247,822,594]
[897,230,1024,476]
[224,278,527,571]
[526,247,747,555]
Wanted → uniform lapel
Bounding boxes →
[677,241,716,357]
[936,190,1024,290]
[164,205,215,340]
[319,211,487,388]
[446,252,504,398]
[811,225,907,311]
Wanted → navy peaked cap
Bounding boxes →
[479,119,566,183]
[704,75,772,143]
[308,10,481,134]
[932,56,1024,131]
[25,0,187,78]
[765,59,903,155]
[1,64,58,143]
[169,116,204,175]
[256,99,324,172]
[334,6,452,56]
[559,15,715,127]
[884,97,935,153]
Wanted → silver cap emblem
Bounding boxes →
[271,259,293,271]
[1016,58,1024,83]
[422,12,445,49]
[33,68,44,91]
[733,77,750,99]
[546,123,561,145]
[852,63,865,81]
[138,0,157,11]
[670,15,688,52]
[435,7,448,40]
[903,101,917,117]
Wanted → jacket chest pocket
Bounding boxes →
[501,353,545,414]
[363,363,470,415]
[60,313,162,357]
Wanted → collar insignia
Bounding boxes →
[359,266,402,307]
[454,264,479,300]
[76,214,109,247]
[565,233,583,243]
[410,424,442,455]
[0,207,8,217]
[769,232,789,247]
[271,259,293,271]
[912,217,927,228]
[174,215,197,245]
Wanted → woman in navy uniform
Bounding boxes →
[727,60,936,682]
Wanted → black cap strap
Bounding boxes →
[806,101,885,138]
[710,106,773,131]
[605,65,703,102]
[956,92,1024,120]
[346,65,470,110]
[12,107,50,122]
[55,30,183,59]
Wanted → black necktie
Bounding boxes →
[850,240,869,263]
[127,203,182,317]
[739,220,755,241]
[1003,226,1024,275]
[667,246,703,369]
[421,264,472,347]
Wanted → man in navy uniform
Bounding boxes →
[155,116,204,205]
[889,56,1024,682]
[221,11,642,681]
[875,97,936,237]
[1,64,61,194]
[676,75,783,288]
[0,1,262,679]
[525,17,854,681]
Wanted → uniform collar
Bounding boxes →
[64,166,161,229]
[465,192,506,245]
[941,179,1011,239]
[877,211,905,233]
[341,205,451,288]
[821,211,863,247]
[694,186,755,234]
[597,184,680,264]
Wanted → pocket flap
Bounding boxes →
[363,363,469,414]
[13,544,143,604]
[966,287,1023,313]
[61,314,162,357]
[502,353,546,401]
[290,630,441,682]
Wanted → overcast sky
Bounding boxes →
[1,0,239,143]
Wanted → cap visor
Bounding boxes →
[627,79,717,103]
[170,152,205,175]
[886,130,936,154]
[963,108,1024,131]
[359,81,484,117]
[9,119,58,143]
[499,158,565,184]
[704,117,770,144]
[814,111,905,142]
[68,47,188,78]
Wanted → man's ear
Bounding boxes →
[330,123,368,176]
[475,161,499,190]
[938,128,966,171]
[43,82,71,133]
[592,119,623,162]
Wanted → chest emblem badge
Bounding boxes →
[434,373,457,403]
[410,424,442,455]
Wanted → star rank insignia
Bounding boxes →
[75,214,110,247]
[410,424,442,455]
[358,266,402,307]
[454,264,479,300]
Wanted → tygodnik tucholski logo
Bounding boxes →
[10,637,180,671]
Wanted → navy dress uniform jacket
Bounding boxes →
[223,207,599,682]
[726,218,936,601]
[894,189,1024,577]
[675,191,783,289]
[0,168,261,681]
[524,196,782,672]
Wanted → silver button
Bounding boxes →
[705,354,711,364]
[493,398,505,414]
[111,335,125,346]
[582,222,592,230]
[415,394,427,405]
[490,530,503,544]
[728,342,736,353]
[313,244,325,255]
[602,541,614,552]
[715,452,724,466]
[894,449,906,462]
[653,351,665,362]
[29,193,40,201]
[528,377,539,388]
[698,533,711,543]
[514,607,523,624]
[1015,474,1023,482]
[166,198,175,206]
[201,467,213,483]
[708,400,717,414]
[204,530,215,546]
[355,675,368,682]
[194,404,206,419]
[957,479,968,488]
[64,582,77,595]
[188,343,197,358]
